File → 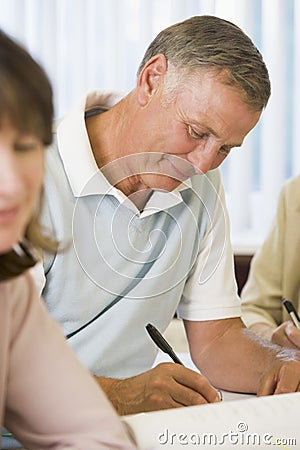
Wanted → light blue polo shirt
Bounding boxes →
[41,90,241,378]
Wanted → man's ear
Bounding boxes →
[136,54,168,106]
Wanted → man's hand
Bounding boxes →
[258,350,300,395]
[271,321,300,349]
[94,362,221,415]
[184,317,300,396]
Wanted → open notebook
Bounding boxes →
[122,392,299,449]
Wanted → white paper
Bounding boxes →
[122,392,300,449]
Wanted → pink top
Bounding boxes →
[0,271,135,449]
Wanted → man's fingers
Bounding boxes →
[271,322,298,349]
[257,372,276,396]
[285,322,300,349]
[258,360,300,396]
[153,363,221,404]
[273,363,300,395]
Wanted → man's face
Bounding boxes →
[120,69,261,196]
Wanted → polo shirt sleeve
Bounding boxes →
[178,174,241,321]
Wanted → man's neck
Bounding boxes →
[85,97,151,210]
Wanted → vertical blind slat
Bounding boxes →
[292,0,300,174]
[259,0,289,233]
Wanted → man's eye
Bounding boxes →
[218,146,231,156]
[187,125,205,140]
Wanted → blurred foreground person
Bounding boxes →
[0,29,135,450]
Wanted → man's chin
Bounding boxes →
[151,177,183,193]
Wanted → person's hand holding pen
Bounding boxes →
[145,323,222,404]
[96,323,221,415]
[270,299,300,349]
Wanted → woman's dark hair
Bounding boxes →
[0,30,53,145]
[0,29,57,281]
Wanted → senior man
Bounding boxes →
[41,16,300,414]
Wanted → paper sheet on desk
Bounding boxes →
[122,392,300,450]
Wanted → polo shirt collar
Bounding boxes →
[57,90,123,198]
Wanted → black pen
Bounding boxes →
[146,323,223,402]
[282,298,300,329]
[146,323,184,365]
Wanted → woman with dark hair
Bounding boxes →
[0,30,135,450]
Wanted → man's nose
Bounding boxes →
[186,141,220,174]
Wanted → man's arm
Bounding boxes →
[184,317,300,395]
[95,316,300,415]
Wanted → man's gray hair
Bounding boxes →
[137,15,270,111]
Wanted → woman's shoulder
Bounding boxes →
[0,271,34,311]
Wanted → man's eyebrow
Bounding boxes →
[224,142,243,148]
[189,121,243,148]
